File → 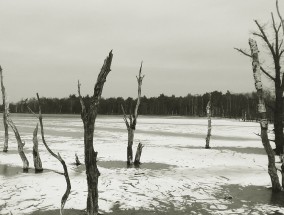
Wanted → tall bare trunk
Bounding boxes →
[78,51,113,215]
[249,38,282,192]
[7,116,29,171]
[127,128,134,164]
[0,66,8,152]
[205,94,212,149]
[33,123,43,173]
[121,62,144,165]
[84,122,100,215]
[274,90,284,155]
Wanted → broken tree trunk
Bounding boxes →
[0,66,9,152]
[205,94,212,149]
[134,142,144,165]
[37,93,71,215]
[121,104,134,164]
[33,123,43,173]
[75,153,81,166]
[78,51,113,215]
[7,114,29,171]
[249,38,282,192]
[121,62,144,165]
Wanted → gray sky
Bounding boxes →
[0,0,280,102]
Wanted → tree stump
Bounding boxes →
[33,123,43,173]
[134,142,144,166]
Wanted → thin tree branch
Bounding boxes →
[254,20,276,58]
[24,99,39,119]
[121,104,130,129]
[276,0,284,36]
[235,48,276,81]
[134,61,144,119]
[77,80,86,118]
[37,93,71,215]
[260,67,276,81]
[234,48,251,57]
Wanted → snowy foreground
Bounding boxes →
[0,114,284,215]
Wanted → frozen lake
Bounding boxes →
[0,114,283,214]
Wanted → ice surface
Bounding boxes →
[0,114,283,214]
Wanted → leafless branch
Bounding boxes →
[121,104,130,129]
[235,48,275,81]
[254,20,276,58]
[36,93,71,215]
[234,48,251,57]
[134,61,144,119]
[276,0,284,36]
[77,80,86,118]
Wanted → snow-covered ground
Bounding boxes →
[0,114,283,215]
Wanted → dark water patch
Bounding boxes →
[179,145,266,155]
[29,209,85,215]
[216,184,284,211]
[0,149,33,154]
[106,201,211,215]
[214,146,266,155]
[0,164,51,177]
[99,161,174,170]
[71,161,174,175]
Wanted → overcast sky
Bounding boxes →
[0,0,281,102]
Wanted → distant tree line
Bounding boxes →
[5,90,276,121]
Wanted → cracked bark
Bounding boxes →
[78,51,113,215]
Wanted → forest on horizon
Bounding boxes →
[7,90,275,121]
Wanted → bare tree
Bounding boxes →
[121,62,144,165]
[0,66,9,152]
[33,123,43,173]
[36,93,71,215]
[205,94,212,149]
[6,109,29,171]
[249,38,282,192]
[78,51,113,215]
[235,13,284,155]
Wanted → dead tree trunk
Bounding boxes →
[121,62,144,165]
[205,94,212,149]
[249,38,282,192]
[78,51,113,215]
[0,66,9,152]
[235,14,284,155]
[7,114,29,171]
[134,142,144,166]
[33,123,43,173]
[37,93,71,214]
[75,153,81,166]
